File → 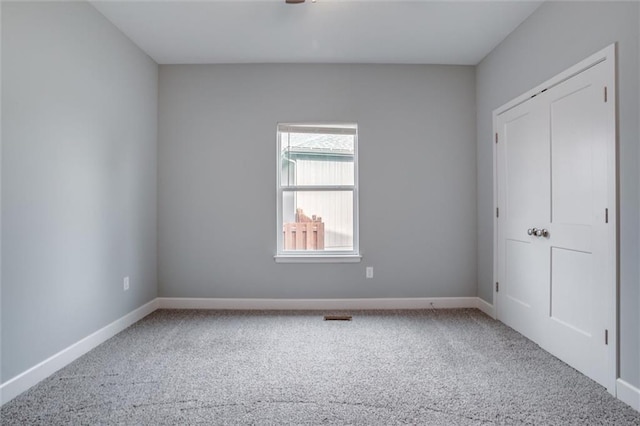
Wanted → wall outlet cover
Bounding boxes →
[366,267,373,278]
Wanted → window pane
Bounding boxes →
[282,190,353,251]
[281,132,355,186]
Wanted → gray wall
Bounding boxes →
[1,2,158,381]
[476,1,640,387]
[158,64,476,299]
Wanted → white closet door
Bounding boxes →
[495,50,616,392]
[496,93,550,346]
[542,60,615,390]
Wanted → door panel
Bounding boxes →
[504,111,549,224]
[551,85,595,226]
[550,247,594,337]
[505,240,536,308]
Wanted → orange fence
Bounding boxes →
[283,209,325,250]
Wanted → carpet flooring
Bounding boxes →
[2,309,639,425]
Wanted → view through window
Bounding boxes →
[277,124,358,257]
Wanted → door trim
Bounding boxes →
[492,43,617,394]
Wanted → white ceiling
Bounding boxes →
[91,0,543,65]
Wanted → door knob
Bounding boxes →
[528,228,549,237]
[531,228,549,238]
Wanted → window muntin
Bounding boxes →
[277,124,358,258]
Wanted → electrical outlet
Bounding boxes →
[123,276,130,291]
[366,267,373,279]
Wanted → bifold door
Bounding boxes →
[495,46,616,392]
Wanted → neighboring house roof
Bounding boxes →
[284,133,354,157]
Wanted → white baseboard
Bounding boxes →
[475,297,495,318]
[157,296,483,311]
[617,379,640,412]
[0,299,158,406]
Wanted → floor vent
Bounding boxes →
[324,315,352,321]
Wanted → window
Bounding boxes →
[276,123,360,262]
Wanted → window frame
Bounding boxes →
[275,123,361,263]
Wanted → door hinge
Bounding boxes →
[495,133,498,143]
[604,86,608,103]
[605,208,609,223]
[496,207,499,218]
[496,282,499,292]
[605,329,609,345]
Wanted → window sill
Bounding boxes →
[274,255,362,264]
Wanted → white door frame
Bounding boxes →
[492,43,617,394]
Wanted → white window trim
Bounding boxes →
[275,123,360,263]
[274,255,362,264]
